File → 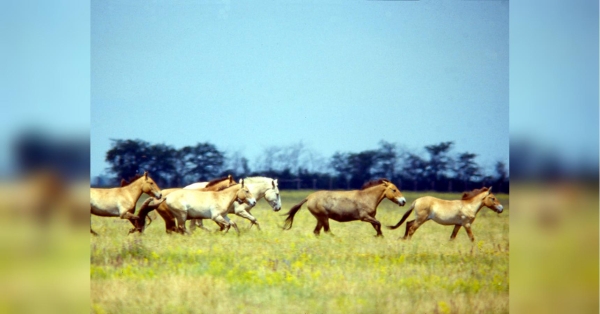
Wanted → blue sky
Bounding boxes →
[91,1,509,177]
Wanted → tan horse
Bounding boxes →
[283,179,406,236]
[90,171,162,235]
[134,175,236,233]
[189,177,282,231]
[387,187,503,242]
[164,179,256,234]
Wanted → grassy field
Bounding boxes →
[91,190,509,314]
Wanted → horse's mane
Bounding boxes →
[216,183,240,191]
[461,187,489,200]
[205,176,234,188]
[360,179,390,190]
[121,174,143,187]
[243,176,273,184]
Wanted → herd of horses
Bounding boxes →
[90,172,504,241]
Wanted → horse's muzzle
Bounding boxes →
[154,192,162,199]
[496,205,504,213]
[397,197,407,206]
[247,199,257,207]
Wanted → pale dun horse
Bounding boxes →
[187,177,282,231]
[387,187,504,242]
[283,179,406,236]
[132,175,237,233]
[90,172,162,235]
[165,179,257,235]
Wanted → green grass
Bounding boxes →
[91,191,509,313]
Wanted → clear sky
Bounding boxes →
[91,1,508,177]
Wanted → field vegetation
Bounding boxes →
[91,190,509,313]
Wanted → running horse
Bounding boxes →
[90,172,162,235]
[283,179,406,236]
[133,175,237,233]
[387,187,504,242]
[188,176,282,231]
[163,179,256,235]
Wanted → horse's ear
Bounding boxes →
[272,180,276,188]
[228,174,232,183]
[487,187,492,194]
[144,171,148,180]
[382,180,389,186]
[240,178,244,187]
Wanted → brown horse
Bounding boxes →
[387,187,503,242]
[90,171,162,235]
[133,175,236,233]
[283,179,406,236]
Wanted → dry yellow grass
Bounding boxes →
[91,191,509,313]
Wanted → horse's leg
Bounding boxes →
[402,220,415,239]
[406,217,428,240]
[234,209,259,231]
[361,215,383,237]
[313,220,324,236]
[224,215,240,235]
[188,219,197,232]
[213,215,230,234]
[450,225,462,240]
[464,224,475,242]
[195,219,212,232]
[174,212,189,235]
[322,218,333,236]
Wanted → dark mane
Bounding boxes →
[217,183,239,191]
[205,176,233,188]
[461,187,489,200]
[360,179,390,190]
[121,174,143,187]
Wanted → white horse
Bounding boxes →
[166,179,257,234]
[184,177,282,231]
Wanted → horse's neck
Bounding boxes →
[358,185,386,209]
[121,180,144,203]
[462,196,486,216]
[248,182,266,200]
[220,187,241,209]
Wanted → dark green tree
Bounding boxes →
[180,143,225,182]
[105,139,151,182]
[424,141,454,190]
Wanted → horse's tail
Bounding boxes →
[387,202,415,230]
[282,198,308,230]
[136,198,164,231]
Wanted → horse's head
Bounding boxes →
[141,171,162,199]
[263,179,282,211]
[382,180,406,206]
[236,179,256,207]
[482,187,503,213]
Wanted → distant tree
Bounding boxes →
[347,150,379,188]
[180,143,225,182]
[455,152,480,190]
[494,161,508,193]
[424,141,454,190]
[373,140,398,181]
[402,153,427,191]
[144,143,177,187]
[105,139,151,181]
[330,152,352,189]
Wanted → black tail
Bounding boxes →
[387,203,415,230]
[135,198,163,232]
[282,198,308,230]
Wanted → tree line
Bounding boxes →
[97,139,508,193]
